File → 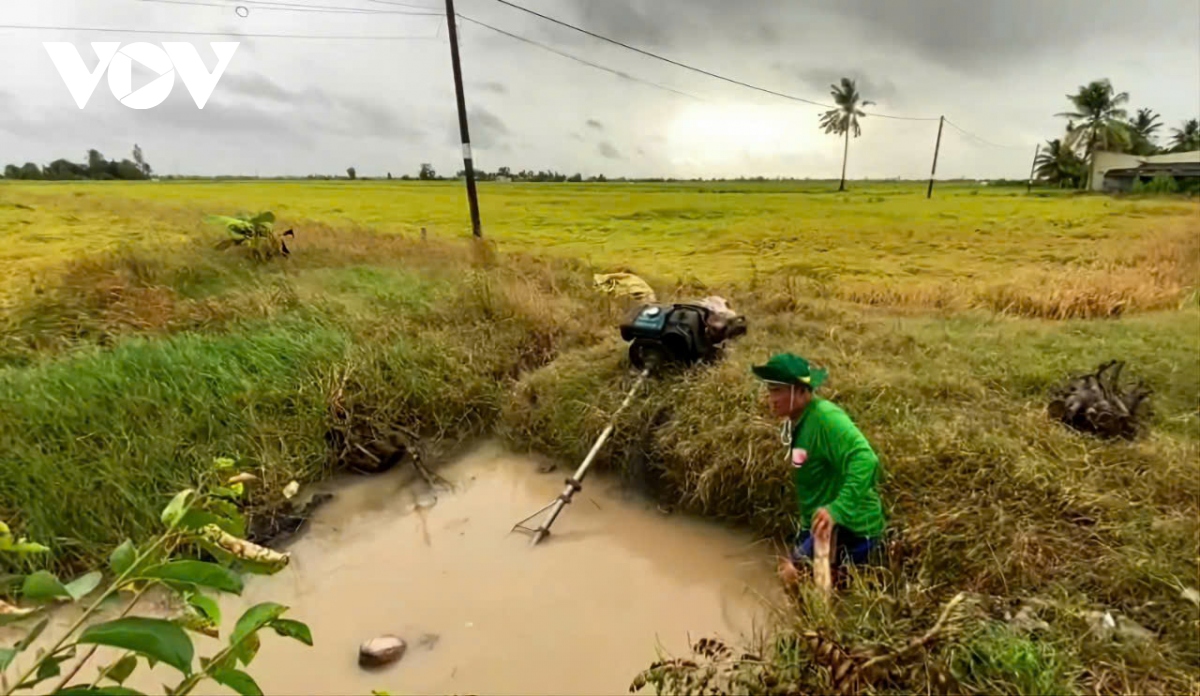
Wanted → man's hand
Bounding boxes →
[812,507,833,545]
[777,556,801,586]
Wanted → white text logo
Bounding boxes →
[43,42,239,110]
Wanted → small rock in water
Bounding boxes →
[537,462,556,474]
[359,635,407,668]
[417,633,440,650]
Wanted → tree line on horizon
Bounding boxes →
[1034,79,1200,189]
[2,146,153,181]
[813,76,1199,193]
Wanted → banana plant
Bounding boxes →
[210,212,294,261]
[0,457,309,695]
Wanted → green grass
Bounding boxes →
[0,180,1196,693]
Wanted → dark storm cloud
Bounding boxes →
[559,0,1197,68]
[822,0,1198,70]
[586,119,604,131]
[574,0,671,47]
[776,66,900,105]
[219,73,333,107]
[477,81,508,94]
[597,141,622,159]
[214,73,417,140]
[450,105,509,149]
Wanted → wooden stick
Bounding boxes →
[813,528,834,597]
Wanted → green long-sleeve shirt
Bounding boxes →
[790,398,886,538]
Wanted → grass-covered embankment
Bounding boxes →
[2,181,1197,693]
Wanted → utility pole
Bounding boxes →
[443,0,482,237]
[926,115,944,199]
[1027,143,1040,193]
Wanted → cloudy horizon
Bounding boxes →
[2,0,1198,180]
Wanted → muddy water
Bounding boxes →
[1,444,779,695]
[235,443,779,695]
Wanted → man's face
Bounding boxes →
[766,384,809,419]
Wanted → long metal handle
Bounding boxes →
[529,370,649,546]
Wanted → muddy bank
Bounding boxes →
[223,443,779,695]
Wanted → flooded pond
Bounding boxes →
[7,444,780,695]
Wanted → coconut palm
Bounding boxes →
[819,78,873,192]
[1034,139,1086,188]
[1056,79,1131,187]
[1127,108,1162,155]
[1169,118,1200,152]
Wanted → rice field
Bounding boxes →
[1,178,1197,694]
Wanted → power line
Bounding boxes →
[458,14,705,102]
[0,22,441,39]
[139,0,441,15]
[369,0,442,9]
[488,0,940,122]
[489,0,832,108]
[943,118,1029,150]
[868,111,940,122]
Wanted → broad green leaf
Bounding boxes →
[179,510,243,538]
[65,571,103,600]
[160,490,194,527]
[193,500,247,538]
[78,618,194,675]
[269,619,312,646]
[55,688,145,695]
[1,539,50,554]
[213,457,236,471]
[109,540,137,575]
[0,647,16,671]
[104,654,138,685]
[35,651,65,682]
[234,632,260,667]
[211,487,242,501]
[249,211,275,226]
[21,571,69,601]
[140,561,243,595]
[187,593,221,626]
[15,618,48,651]
[230,603,287,647]
[212,668,263,696]
[175,608,218,639]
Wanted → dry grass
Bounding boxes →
[1,181,1197,693]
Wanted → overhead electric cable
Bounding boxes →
[458,14,706,101]
[140,0,440,15]
[944,118,1030,150]
[489,0,940,122]
[0,22,440,39]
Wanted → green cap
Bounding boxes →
[751,353,827,389]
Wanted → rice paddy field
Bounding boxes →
[1,178,1198,694]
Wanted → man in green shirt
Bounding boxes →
[752,353,885,584]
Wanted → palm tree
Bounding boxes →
[1034,139,1086,188]
[1056,79,1131,188]
[1169,118,1200,152]
[819,78,872,192]
[1127,108,1162,156]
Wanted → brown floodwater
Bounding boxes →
[4,444,780,695]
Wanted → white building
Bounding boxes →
[1090,150,1200,191]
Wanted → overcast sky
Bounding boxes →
[2,0,1198,179]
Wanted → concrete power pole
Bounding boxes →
[927,115,945,199]
[443,0,482,237]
